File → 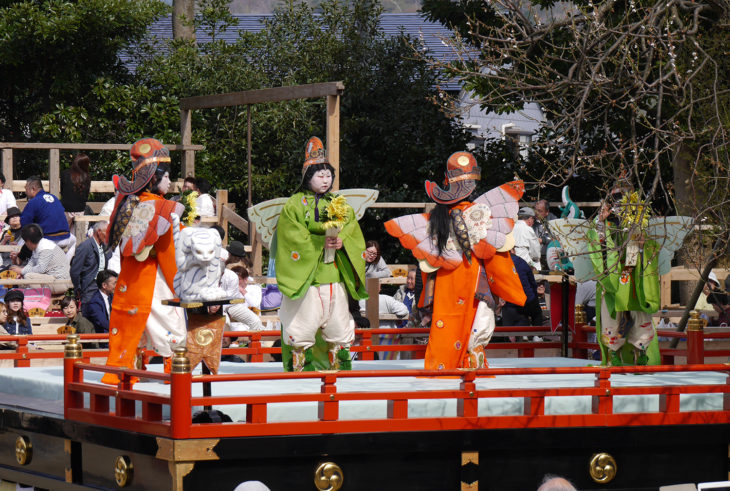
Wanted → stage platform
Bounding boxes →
[1,357,726,422]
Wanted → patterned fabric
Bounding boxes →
[449,207,472,263]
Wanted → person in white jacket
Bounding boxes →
[512,206,541,270]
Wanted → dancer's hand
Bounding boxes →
[325,237,342,250]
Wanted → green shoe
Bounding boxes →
[609,350,623,367]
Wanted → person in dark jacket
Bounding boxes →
[83,269,117,338]
[501,253,543,328]
[70,221,111,305]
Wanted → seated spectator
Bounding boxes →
[513,207,541,270]
[61,153,91,236]
[0,172,17,215]
[0,206,23,266]
[10,224,71,294]
[225,240,252,269]
[705,271,730,326]
[3,289,32,337]
[502,252,543,334]
[21,176,76,258]
[223,265,263,331]
[195,177,216,217]
[536,279,551,328]
[393,268,416,328]
[82,269,117,340]
[533,199,557,269]
[60,296,96,347]
[70,221,111,305]
[0,301,12,349]
[365,240,391,279]
[575,279,597,325]
[359,286,409,359]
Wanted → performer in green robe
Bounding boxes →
[588,197,661,366]
[275,137,367,371]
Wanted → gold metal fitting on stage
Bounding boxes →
[114,455,133,487]
[315,462,343,491]
[574,304,587,324]
[687,310,706,332]
[589,452,617,483]
[64,334,82,359]
[171,347,191,374]
[15,436,32,465]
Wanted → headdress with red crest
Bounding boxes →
[301,137,328,175]
[115,138,171,196]
[424,151,481,205]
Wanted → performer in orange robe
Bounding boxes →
[101,138,185,385]
[385,152,526,371]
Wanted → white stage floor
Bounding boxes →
[0,358,726,422]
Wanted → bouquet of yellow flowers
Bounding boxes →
[180,190,199,226]
[617,191,651,266]
[322,194,348,263]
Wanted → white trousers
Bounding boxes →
[140,267,187,357]
[467,301,496,351]
[279,283,354,350]
[600,300,654,351]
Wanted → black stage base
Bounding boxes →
[0,403,728,490]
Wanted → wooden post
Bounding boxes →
[180,109,195,178]
[326,94,340,191]
[216,189,228,243]
[2,149,12,189]
[251,229,263,276]
[366,277,380,332]
[660,273,671,310]
[49,148,60,197]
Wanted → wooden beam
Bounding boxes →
[180,82,345,110]
[180,109,195,178]
[216,189,229,244]
[2,149,12,190]
[48,148,60,197]
[326,94,340,191]
[0,143,203,151]
[221,205,249,236]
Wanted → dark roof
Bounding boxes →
[124,13,460,90]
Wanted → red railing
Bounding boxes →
[4,322,730,366]
[64,355,730,439]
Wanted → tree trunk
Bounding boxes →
[671,143,700,307]
[173,0,196,41]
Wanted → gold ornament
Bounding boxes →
[15,436,32,465]
[589,452,617,483]
[114,455,133,487]
[314,462,343,491]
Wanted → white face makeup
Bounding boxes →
[158,172,171,195]
[309,169,332,194]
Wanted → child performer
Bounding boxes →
[385,152,526,370]
[275,137,367,371]
[101,138,186,385]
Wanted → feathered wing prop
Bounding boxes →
[644,216,693,275]
[550,216,694,281]
[385,181,524,272]
[549,218,597,282]
[247,189,379,249]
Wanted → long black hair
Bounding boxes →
[300,163,336,193]
[429,204,451,255]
